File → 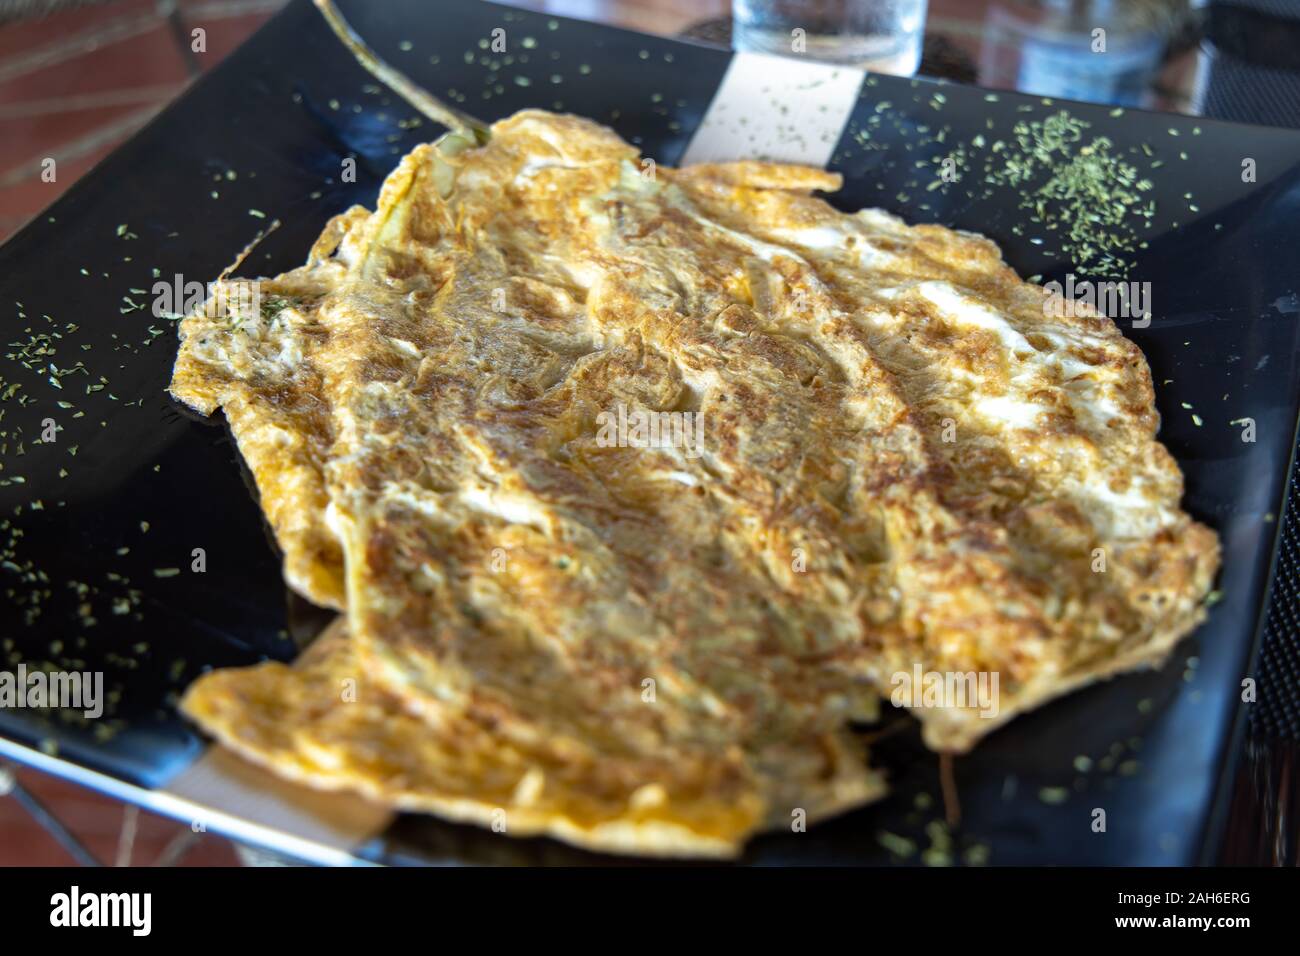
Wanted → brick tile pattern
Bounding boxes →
[0,0,287,243]
[1,765,242,865]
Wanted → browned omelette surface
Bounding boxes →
[170,110,1219,857]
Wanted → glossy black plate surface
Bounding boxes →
[2,0,1299,865]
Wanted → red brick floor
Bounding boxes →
[1,765,242,866]
[0,0,287,244]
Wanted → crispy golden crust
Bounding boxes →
[171,109,1218,855]
[168,209,370,610]
[186,621,849,858]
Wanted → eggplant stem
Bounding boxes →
[312,0,490,144]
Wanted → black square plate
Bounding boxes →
[2,0,1299,865]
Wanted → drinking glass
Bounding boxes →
[732,0,929,74]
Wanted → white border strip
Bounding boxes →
[681,51,865,167]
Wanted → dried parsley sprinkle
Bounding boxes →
[877,831,917,858]
[922,821,953,867]
[964,844,991,866]
[981,111,1153,276]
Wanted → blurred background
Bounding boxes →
[1,0,1297,865]
[10,0,1300,245]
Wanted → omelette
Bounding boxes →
[169,110,1219,857]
